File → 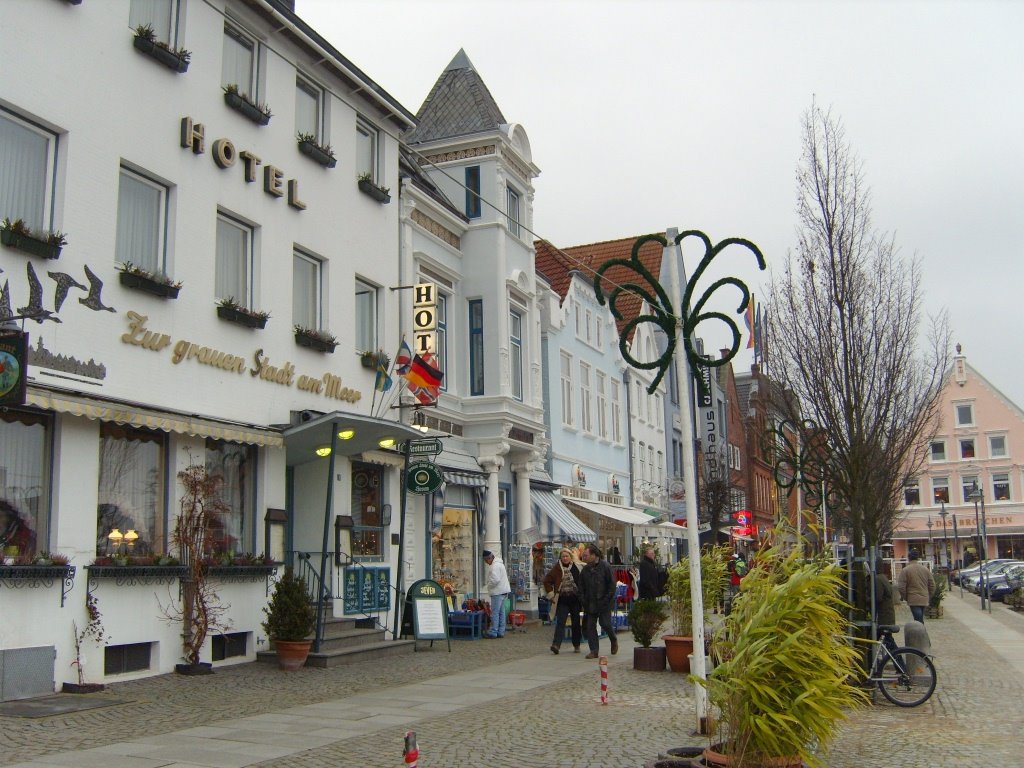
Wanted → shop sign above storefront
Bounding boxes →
[406,460,443,494]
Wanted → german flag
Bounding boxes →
[405,353,443,389]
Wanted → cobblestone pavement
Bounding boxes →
[2,594,1023,767]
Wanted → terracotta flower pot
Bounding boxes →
[274,639,312,671]
[702,744,805,767]
[663,635,694,673]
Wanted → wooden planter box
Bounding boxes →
[298,140,337,168]
[217,305,268,329]
[132,36,189,73]
[1,229,62,259]
[224,91,271,125]
[119,270,180,299]
[358,178,390,204]
[295,331,337,353]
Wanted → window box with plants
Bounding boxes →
[217,298,269,329]
[359,349,390,369]
[294,326,338,353]
[0,552,76,606]
[297,133,337,168]
[118,262,182,299]
[223,84,271,126]
[132,24,190,73]
[203,552,276,581]
[1,218,66,259]
[357,173,390,204]
[87,555,187,585]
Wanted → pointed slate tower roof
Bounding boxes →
[405,49,507,144]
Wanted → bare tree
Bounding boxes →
[698,445,734,546]
[765,103,949,560]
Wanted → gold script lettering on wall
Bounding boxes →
[117,314,362,403]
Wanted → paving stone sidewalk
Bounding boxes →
[2,593,1023,767]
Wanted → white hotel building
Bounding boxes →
[0,0,421,698]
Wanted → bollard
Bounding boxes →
[599,655,609,704]
[403,730,419,768]
[903,620,931,674]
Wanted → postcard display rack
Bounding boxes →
[432,507,475,599]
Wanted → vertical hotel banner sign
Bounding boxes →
[413,282,437,355]
[0,331,28,407]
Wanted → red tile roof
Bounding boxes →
[535,235,665,343]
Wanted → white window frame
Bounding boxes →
[354,278,378,352]
[215,212,253,306]
[222,22,259,98]
[585,309,592,344]
[295,75,323,141]
[0,109,58,234]
[116,167,167,275]
[292,249,323,330]
[961,475,979,504]
[596,371,608,439]
[596,318,603,349]
[955,402,975,427]
[509,307,523,401]
[931,476,950,504]
[560,352,574,427]
[611,380,622,443]
[356,117,379,181]
[959,437,976,461]
[639,441,646,482]
[506,185,521,238]
[579,362,593,434]
[903,479,921,506]
[129,0,178,45]
[930,441,947,462]
[992,473,1011,502]
[989,434,1008,459]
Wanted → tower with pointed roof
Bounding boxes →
[399,50,545,562]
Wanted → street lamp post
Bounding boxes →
[938,503,950,582]
[927,516,935,567]
[968,481,990,612]
[952,513,963,598]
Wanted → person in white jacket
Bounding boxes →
[482,549,511,638]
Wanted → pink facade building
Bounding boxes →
[895,346,1024,566]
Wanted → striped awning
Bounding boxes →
[565,498,655,525]
[26,386,282,447]
[531,490,595,541]
[444,471,487,487]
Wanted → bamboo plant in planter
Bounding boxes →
[664,544,728,673]
[628,598,668,671]
[697,527,868,768]
[262,567,316,670]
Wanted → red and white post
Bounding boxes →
[599,655,609,704]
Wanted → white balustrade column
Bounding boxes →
[479,454,505,554]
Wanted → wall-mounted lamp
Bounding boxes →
[315,445,332,457]
[338,429,355,440]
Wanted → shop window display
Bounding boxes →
[96,423,165,555]
[0,408,49,559]
[205,439,254,553]
[351,462,384,560]
[432,506,476,600]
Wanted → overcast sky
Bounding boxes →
[297,0,1024,406]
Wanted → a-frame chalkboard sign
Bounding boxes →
[402,578,450,652]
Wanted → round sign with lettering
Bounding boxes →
[406,461,443,494]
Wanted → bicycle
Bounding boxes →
[864,624,937,707]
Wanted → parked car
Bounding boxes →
[981,563,1024,600]
[952,558,1013,586]
[964,560,1021,593]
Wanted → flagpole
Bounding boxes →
[664,228,709,734]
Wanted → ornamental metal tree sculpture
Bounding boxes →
[592,227,764,733]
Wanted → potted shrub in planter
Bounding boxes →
[217,297,270,329]
[297,133,337,168]
[664,544,728,673]
[262,567,316,671]
[294,325,338,353]
[697,526,868,767]
[132,24,190,73]
[118,262,182,299]
[223,84,272,125]
[927,576,946,618]
[1,217,67,259]
[628,598,668,671]
[357,172,390,203]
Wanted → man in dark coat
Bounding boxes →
[579,543,618,659]
[637,546,665,601]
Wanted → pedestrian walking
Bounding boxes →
[579,543,618,659]
[482,549,511,638]
[542,547,583,654]
[636,546,666,601]
[898,549,934,623]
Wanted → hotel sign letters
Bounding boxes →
[412,282,437,355]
